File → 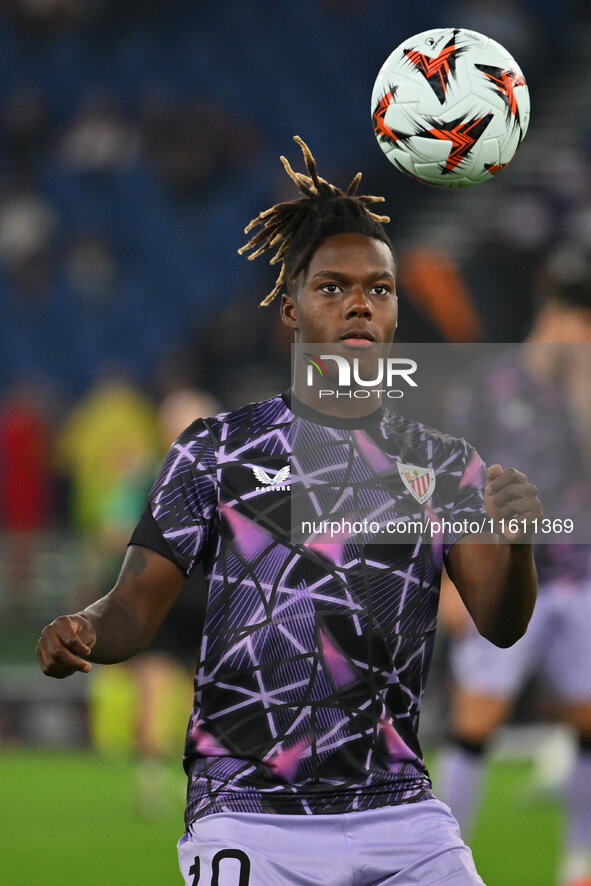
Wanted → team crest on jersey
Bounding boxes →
[397,462,435,504]
[252,465,290,492]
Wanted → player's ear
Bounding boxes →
[281,291,298,330]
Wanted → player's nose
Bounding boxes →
[344,286,373,318]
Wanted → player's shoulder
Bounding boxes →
[178,393,290,446]
[381,408,472,457]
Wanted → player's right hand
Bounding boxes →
[36,614,96,679]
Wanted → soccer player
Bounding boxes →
[37,137,541,886]
[437,254,591,886]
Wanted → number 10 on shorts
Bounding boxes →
[188,849,251,886]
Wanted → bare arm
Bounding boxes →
[446,538,537,647]
[36,546,186,678]
[438,569,472,636]
[445,464,540,648]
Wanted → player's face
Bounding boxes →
[281,233,398,344]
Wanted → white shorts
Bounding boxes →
[177,800,485,885]
[450,580,591,701]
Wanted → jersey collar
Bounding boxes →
[282,390,384,429]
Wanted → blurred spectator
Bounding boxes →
[0,381,56,532]
[398,245,485,342]
[0,378,59,622]
[58,94,140,174]
[158,387,220,444]
[56,372,160,536]
[0,184,59,298]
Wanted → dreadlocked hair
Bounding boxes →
[238,136,393,306]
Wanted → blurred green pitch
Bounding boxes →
[1,751,561,886]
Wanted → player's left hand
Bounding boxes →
[485,464,542,542]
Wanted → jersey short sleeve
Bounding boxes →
[142,418,218,575]
[129,503,184,567]
[442,438,488,556]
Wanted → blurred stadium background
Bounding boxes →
[0,0,589,883]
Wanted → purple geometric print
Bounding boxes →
[379,717,421,765]
[319,629,358,688]
[264,736,311,782]
[146,393,488,826]
[290,407,488,549]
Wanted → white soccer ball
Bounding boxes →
[371,27,530,187]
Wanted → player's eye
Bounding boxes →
[370,284,391,296]
[320,283,342,294]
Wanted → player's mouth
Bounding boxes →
[339,329,376,348]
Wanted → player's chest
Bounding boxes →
[215,442,441,538]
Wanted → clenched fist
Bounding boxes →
[485,464,542,542]
[36,614,96,679]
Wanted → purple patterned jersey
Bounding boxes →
[143,393,487,826]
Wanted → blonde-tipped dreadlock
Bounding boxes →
[238,136,393,306]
